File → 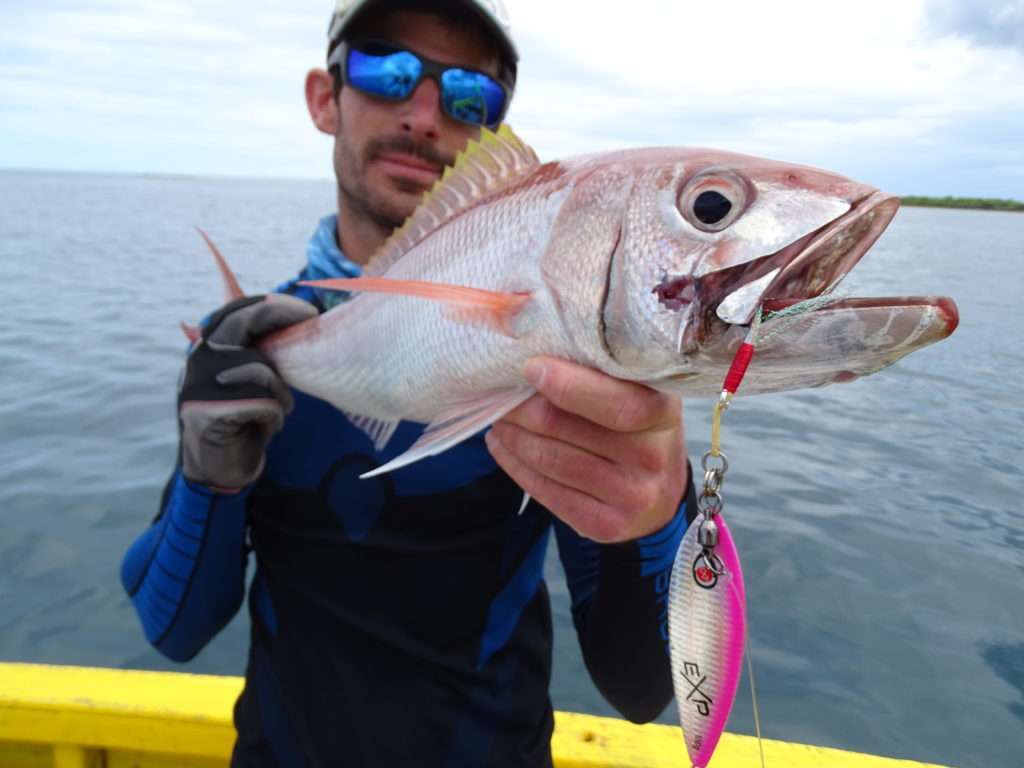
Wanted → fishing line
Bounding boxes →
[756,293,848,345]
[710,306,775,768]
[746,633,767,768]
[710,307,761,457]
[720,297,846,768]
[682,299,835,768]
[693,296,847,766]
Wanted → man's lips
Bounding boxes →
[374,152,444,186]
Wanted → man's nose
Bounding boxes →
[399,78,443,140]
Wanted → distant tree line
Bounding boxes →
[901,196,1024,212]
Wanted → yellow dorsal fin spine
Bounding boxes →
[362,125,541,277]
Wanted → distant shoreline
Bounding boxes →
[1,169,1021,212]
[901,196,1024,212]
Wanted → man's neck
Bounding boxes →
[335,197,396,267]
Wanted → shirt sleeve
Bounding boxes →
[120,467,250,662]
[120,275,314,663]
[554,463,698,723]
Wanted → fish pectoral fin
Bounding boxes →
[359,387,536,478]
[345,413,401,452]
[300,277,532,337]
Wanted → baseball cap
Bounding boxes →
[327,0,518,84]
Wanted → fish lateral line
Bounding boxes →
[180,321,201,345]
[300,277,533,337]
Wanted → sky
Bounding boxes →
[1,0,1022,198]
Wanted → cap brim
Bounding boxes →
[328,0,518,66]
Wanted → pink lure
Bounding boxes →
[668,512,746,767]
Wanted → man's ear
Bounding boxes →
[306,68,339,135]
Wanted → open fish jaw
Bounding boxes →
[696,186,960,389]
[754,296,958,366]
[651,293,959,398]
[714,191,901,326]
[767,191,900,303]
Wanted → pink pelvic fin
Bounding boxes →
[195,227,245,302]
[301,277,532,336]
[360,386,536,478]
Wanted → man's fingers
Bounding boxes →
[181,399,286,439]
[484,428,629,543]
[217,362,294,412]
[488,422,657,513]
[262,293,320,329]
[209,295,318,346]
[501,395,672,472]
[179,399,284,489]
[524,357,680,433]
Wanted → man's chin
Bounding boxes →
[368,189,425,230]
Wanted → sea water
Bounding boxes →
[0,171,1020,767]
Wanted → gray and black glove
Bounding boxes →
[178,294,318,490]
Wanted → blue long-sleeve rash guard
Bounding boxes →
[122,214,696,768]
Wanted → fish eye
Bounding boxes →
[693,191,732,225]
[678,173,750,233]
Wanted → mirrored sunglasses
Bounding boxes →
[329,40,510,128]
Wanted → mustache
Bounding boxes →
[367,136,453,170]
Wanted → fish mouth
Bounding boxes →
[654,186,958,393]
[761,294,958,321]
[714,190,902,326]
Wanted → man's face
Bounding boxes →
[333,11,501,231]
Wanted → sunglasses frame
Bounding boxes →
[328,39,511,128]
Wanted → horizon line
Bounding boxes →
[1,167,1019,205]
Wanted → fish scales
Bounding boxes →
[266,161,598,423]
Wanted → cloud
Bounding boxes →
[0,0,1021,198]
[925,0,1024,52]
[503,0,1024,197]
[0,0,328,177]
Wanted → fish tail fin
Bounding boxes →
[195,226,246,302]
[180,321,201,345]
[179,228,245,343]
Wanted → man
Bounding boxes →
[122,1,695,765]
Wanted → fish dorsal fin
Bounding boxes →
[363,124,541,277]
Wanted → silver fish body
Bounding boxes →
[257,127,957,470]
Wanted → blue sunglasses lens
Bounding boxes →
[441,69,506,128]
[347,47,422,100]
[346,45,506,127]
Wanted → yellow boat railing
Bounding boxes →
[0,663,949,768]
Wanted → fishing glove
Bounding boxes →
[178,294,318,491]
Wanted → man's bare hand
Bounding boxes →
[485,356,689,543]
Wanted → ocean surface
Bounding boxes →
[0,170,1021,767]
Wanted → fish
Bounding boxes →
[198,125,958,476]
[668,511,746,768]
